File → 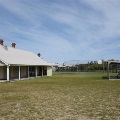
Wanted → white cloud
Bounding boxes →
[0,0,120,63]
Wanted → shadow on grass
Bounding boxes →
[102,76,108,80]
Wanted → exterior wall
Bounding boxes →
[21,66,28,78]
[29,66,36,77]
[43,66,47,76]
[47,66,52,76]
[0,66,7,80]
[9,66,19,79]
[37,66,39,76]
[37,66,42,76]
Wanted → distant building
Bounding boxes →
[0,39,52,81]
[51,63,59,72]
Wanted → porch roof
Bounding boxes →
[108,61,120,64]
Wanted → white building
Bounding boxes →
[0,39,52,81]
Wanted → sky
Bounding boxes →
[0,0,120,64]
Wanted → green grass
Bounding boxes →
[0,73,120,120]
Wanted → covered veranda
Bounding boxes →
[0,63,48,81]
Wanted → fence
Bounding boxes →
[55,60,107,73]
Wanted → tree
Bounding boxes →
[37,53,41,57]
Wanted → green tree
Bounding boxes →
[37,53,41,57]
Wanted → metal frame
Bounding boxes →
[108,61,120,80]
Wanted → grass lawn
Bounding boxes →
[0,73,120,120]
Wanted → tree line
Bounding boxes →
[56,60,120,73]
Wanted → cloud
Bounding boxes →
[0,0,120,63]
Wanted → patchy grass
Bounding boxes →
[0,73,120,120]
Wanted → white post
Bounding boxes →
[28,66,29,78]
[7,65,9,81]
[19,66,20,80]
[36,66,37,77]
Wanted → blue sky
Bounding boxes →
[0,0,120,63]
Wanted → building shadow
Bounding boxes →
[102,76,108,80]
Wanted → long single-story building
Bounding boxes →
[0,39,52,81]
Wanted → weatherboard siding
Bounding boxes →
[0,66,7,80]
[21,66,28,78]
[9,66,19,79]
[47,66,52,76]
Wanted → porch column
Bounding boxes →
[28,66,29,78]
[19,66,20,80]
[7,65,9,81]
[36,66,37,77]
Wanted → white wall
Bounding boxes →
[21,66,28,78]
[0,66,7,79]
[47,66,52,76]
[0,67,4,79]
